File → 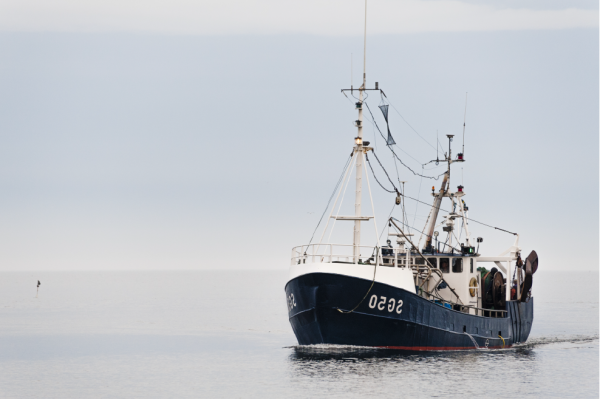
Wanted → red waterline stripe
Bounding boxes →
[377,345,510,351]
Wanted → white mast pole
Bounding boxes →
[353,0,368,263]
[354,97,363,263]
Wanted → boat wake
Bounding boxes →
[514,334,598,349]
[286,334,598,358]
[287,344,379,353]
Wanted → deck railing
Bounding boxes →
[291,244,383,266]
[291,243,422,267]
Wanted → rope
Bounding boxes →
[361,102,426,166]
[368,151,518,237]
[338,247,379,314]
[363,102,445,181]
[498,334,506,348]
[371,150,400,192]
[365,154,395,193]
[399,193,518,236]
[413,167,424,228]
[365,153,396,193]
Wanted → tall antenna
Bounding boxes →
[363,0,367,87]
[436,130,439,162]
[462,92,468,155]
[351,53,353,88]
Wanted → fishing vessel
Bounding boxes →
[284,4,537,351]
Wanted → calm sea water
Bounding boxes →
[0,270,597,398]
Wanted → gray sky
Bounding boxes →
[0,0,597,271]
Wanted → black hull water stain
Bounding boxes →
[285,273,534,351]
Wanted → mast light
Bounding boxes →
[355,102,362,109]
[457,185,464,192]
[457,153,464,160]
[461,244,476,255]
[355,137,363,145]
[447,134,454,142]
[355,120,362,127]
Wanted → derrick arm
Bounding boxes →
[423,172,448,251]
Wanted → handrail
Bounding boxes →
[292,244,423,265]
[430,300,507,318]
[291,243,384,265]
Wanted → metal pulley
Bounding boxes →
[395,190,401,205]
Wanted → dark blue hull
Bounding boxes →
[285,273,534,351]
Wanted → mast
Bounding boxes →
[353,0,368,261]
[354,90,364,261]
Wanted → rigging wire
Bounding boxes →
[400,192,518,236]
[412,166,425,228]
[361,111,421,165]
[366,155,395,193]
[307,154,353,246]
[368,151,399,193]
[344,91,517,237]
[390,217,461,253]
[379,202,396,240]
[400,181,409,235]
[366,147,518,236]
[337,246,379,314]
[362,103,425,166]
[388,218,463,304]
[386,101,438,152]
[326,152,358,243]
[364,102,445,181]
[436,130,450,157]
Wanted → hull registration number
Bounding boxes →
[369,294,403,314]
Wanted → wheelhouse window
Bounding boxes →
[414,257,425,265]
[452,258,463,273]
[470,258,474,273]
[427,258,437,268]
[440,258,450,273]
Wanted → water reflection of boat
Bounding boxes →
[284,1,536,352]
